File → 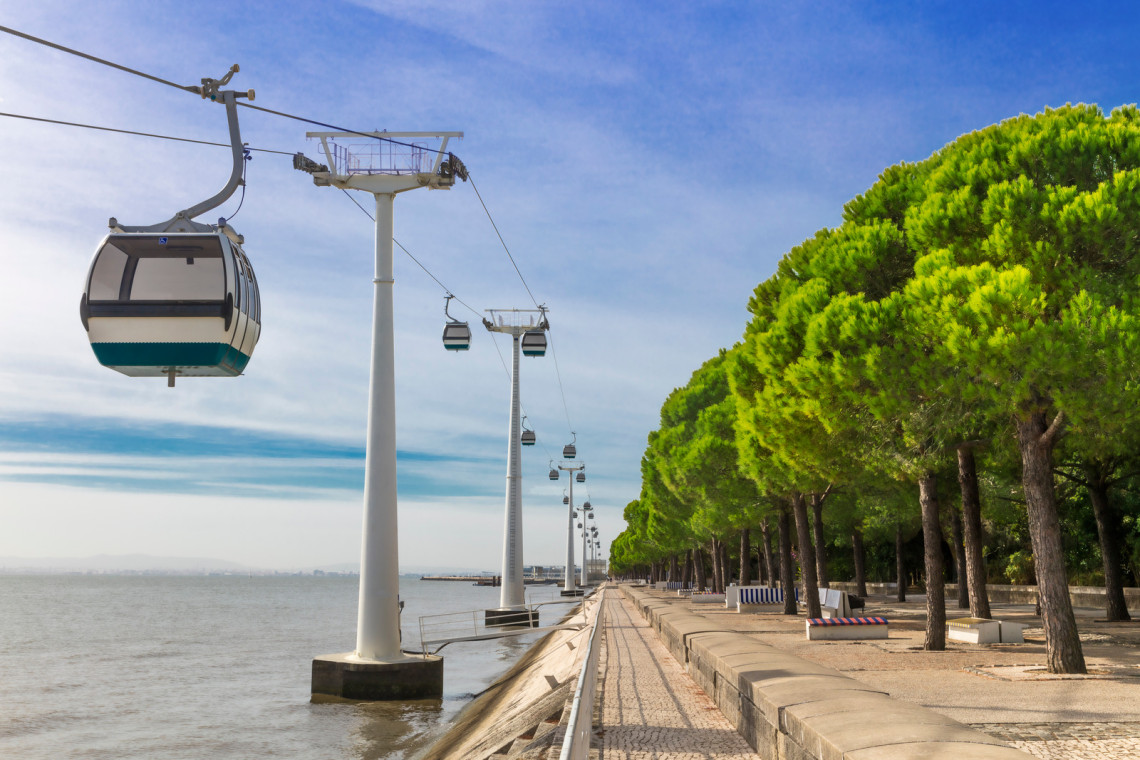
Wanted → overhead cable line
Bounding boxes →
[337,188,555,452]
[0,25,435,152]
[0,110,294,155]
[466,173,578,435]
[0,22,580,448]
[467,173,541,309]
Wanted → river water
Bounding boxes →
[0,574,571,759]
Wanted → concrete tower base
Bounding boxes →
[484,608,539,628]
[311,652,443,701]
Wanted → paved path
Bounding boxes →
[597,592,760,760]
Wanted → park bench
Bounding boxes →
[737,586,797,611]
[947,617,1027,644]
[805,616,889,640]
[725,582,765,607]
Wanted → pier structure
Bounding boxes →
[483,308,548,628]
[298,130,463,700]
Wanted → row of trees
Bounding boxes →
[610,105,1140,674]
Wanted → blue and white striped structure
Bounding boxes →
[738,586,797,605]
[81,232,261,379]
[665,581,691,591]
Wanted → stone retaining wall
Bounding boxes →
[619,585,1032,760]
[828,581,1140,608]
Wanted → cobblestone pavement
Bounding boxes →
[598,593,761,760]
[972,722,1140,760]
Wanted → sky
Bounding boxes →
[2,1,1140,571]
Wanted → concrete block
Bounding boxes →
[947,616,1002,644]
[311,652,443,701]
[999,620,1027,644]
[805,620,888,640]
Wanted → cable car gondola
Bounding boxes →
[548,468,559,481]
[80,67,260,387]
[563,496,570,505]
[576,471,585,483]
[582,500,591,510]
[442,294,470,351]
[563,432,576,459]
[520,415,535,446]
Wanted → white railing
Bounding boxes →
[416,597,586,653]
[558,586,606,760]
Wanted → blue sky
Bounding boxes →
[2,1,1139,570]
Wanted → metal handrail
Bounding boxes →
[558,586,606,760]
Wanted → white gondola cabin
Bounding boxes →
[520,329,547,357]
[442,294,470,350]
[80,68,261,386]
[442,321,471,351]
[81,230,260,380]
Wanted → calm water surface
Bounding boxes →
[0,575,569,759]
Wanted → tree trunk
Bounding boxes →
[720,539,732,588]
[811,493,829,588]
[710,538,722,593]
[949,505,969,609]
[1015,411,1086,674]
[918,472,946,651]
[682,549,692,589]
[777,505,797,614]
[669,553,679,583]
[740,528,752,586]
[1085,461,1132,622]
[852,528,868,598]
[792,492,821,618]
[760,517,775,587]
[693,547,707,591]
[895,523,907,602]
[957,446,992,619]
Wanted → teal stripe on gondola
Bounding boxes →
[92,342,251,374]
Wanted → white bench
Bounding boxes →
[947,617,1027,644]
[691,592,726,604]
[805,616,889,640]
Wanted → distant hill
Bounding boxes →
[0,554,252,573]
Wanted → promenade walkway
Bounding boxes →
[597,591,761,759]
[630,588,1140,760]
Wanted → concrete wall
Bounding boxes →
[829,581,1140,608]
[620,585,1032,760]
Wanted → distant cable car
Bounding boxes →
[563,496,570,504]
[520,415,535,446]
[577,522,582,529]
[563,432,577,459]
[576,472,585,483]
[442,294,470,351]
[548,468,559,481]
[80,67,259,387]
[573,510,578,518]
[582,500,591,510]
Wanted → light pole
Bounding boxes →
[553,462,586,596]
[299,131,464,700]
[484,308,548,626]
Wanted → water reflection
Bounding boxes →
[351,699,444,760]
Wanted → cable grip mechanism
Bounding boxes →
[196,64,255,102]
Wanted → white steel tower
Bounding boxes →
[298,130,464,700]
